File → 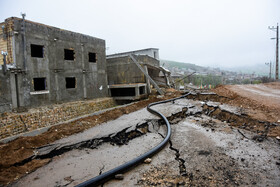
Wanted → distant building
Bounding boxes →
[0,17,108,112]
[107,48,159,60]
[106,48,170,100]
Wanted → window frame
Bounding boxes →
[30,44,44,58]
[65,77,76,89]
[33,77,47,91]
[64,48,75,61]
[88,52,97,63]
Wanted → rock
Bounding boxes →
[64,176,74,182]
[252,135,264,142]
[141,177,146,181]
[144,158,152,164]
[115,174,124,180]
[178,181,185,185]
[276,136,280,140]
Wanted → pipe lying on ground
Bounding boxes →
[76,93,190,187]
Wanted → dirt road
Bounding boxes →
[213,82,280,124]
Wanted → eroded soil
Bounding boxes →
[212,82,280,123]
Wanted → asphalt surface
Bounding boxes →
[13,98,280,186]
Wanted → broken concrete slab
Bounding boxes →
[11,97,280,186]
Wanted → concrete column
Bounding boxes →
[55,73,59,101]
[135,86,140,97]
[144,85,147,95]
[81,44,87,99]
[10,73,18,108]
[144,66,151,94]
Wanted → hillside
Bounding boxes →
[160,60,271,77]
[224,64,271,77]
[160,60,209,72]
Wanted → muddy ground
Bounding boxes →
[212,82,280,124]
[0,84,280,186]
[0,89,181,186]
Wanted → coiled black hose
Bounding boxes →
[76,93,190,187]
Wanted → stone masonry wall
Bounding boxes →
[0,19,14,65]
[0,97,116,139]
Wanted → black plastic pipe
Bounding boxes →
[76,93,190,187]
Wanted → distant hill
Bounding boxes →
[160,60,208,72]
[160,59,272,77]
[223,64,272,77]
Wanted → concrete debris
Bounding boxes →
[115,174,124,180]
[144,158,152,164]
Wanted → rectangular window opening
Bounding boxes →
[89,52,97,63]
[33,77,46,91]
[66,77,76,89]
[31,44,44,58]
[111,88,135,97]
[64,49,75,60]
[139,86,145,95]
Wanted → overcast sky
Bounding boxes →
[0,0,279,68]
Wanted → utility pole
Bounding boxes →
[270,61,272,79]
[269,23,279,80]
[265,61,272,79]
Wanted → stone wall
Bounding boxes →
[0,19,14,65]
[0,97,116,139]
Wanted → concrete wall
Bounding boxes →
[0,73,12,112]
[107,48,159,60]
[0,17,108,111]
[107,56,144,85]
[0,19,14,112]
[107,55,160,85]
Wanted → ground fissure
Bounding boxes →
[1,87,280,186]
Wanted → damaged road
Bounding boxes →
[11,92,280,187]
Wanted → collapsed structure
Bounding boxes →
[0,17,170,112]
[0,17,108,112]
[107,48,171,100]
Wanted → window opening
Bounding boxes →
[64,49,75,60]
[111,88,135,97]
[66,77,76,89]
[31,44,44,58]
[139,86,145,95]
[89,52,97,63]
[33,78,46,91]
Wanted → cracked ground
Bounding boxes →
[1,84,280,186]
[10,93,280,187]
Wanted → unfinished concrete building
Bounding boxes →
[107,48,171,100]
[0,17,108,112]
